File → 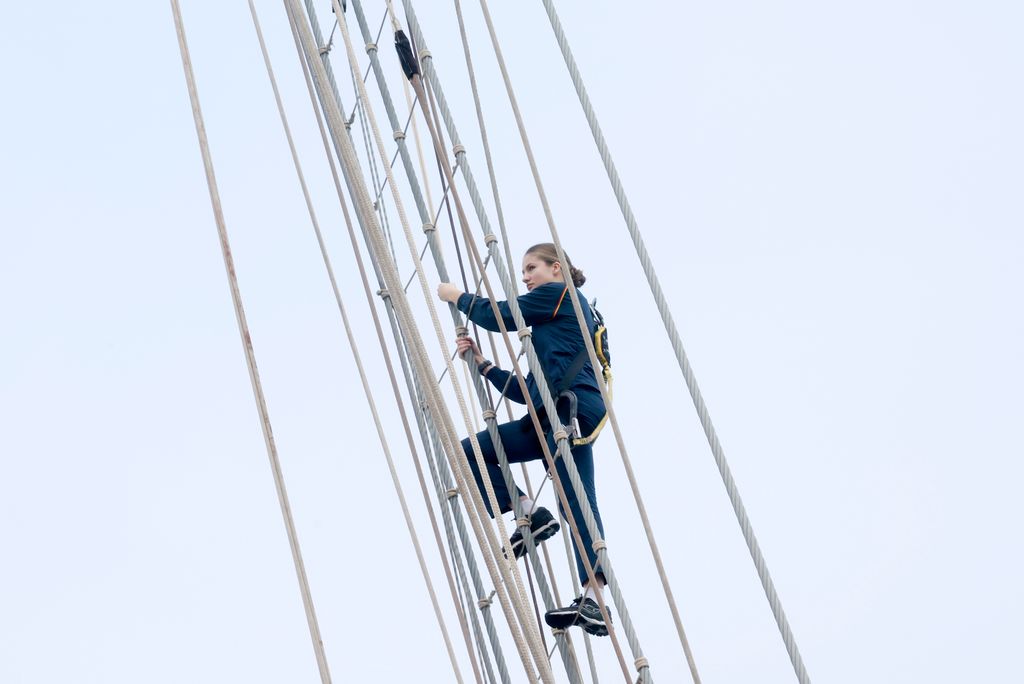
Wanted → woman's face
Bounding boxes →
[521,252,562,291]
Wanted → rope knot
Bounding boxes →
[393,130,406,141]
[377,288,391,300]
[476,589,496,609]
[517,329,532,341]
[364,42,378,54]
[422,222,436,234]
[634,657,649,671]
[418,48,432,61]
[481,409,496,420]
[455,325,468,337]
[446,487,459,500]
[592,539,607,552]
[552,428,568,442]
[515,517,530,529]
[452,143,466,156]
[483,233,498,247]
[550,628,565,636]
[318,43,331,56]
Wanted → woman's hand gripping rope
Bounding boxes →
[455,336,492,377]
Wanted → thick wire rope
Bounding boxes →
[293,2,554,678]
[169,2,332,681]
[537,4,812,682]
[245,3,471,681]
[288,4,509,682]
[395,28,635,684]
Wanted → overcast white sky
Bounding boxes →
[2,1,1022,682]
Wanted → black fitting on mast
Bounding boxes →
[395,29,420,80]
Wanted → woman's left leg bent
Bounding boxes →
[462,420,547,517]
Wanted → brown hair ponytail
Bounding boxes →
[525,242,586,287]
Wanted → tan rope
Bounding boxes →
[169,2,332,681]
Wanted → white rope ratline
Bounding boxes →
[169,2,332,681]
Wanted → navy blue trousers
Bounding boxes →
[461,415,605,586]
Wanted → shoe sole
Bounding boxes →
[581,616,610,637]
[544,608,610,635]
[512,519,560,559]
[544,608,579,630]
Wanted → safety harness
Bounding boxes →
[553,300,612,446]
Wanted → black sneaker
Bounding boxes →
[544,596,611,637]
[508,506,559,559]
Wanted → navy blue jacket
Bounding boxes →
[456,282,606,430]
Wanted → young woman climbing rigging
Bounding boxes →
[436,242,610,636]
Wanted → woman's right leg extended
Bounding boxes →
[462,420,545,518]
